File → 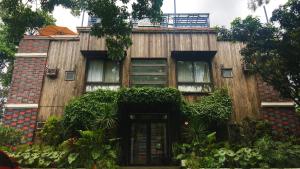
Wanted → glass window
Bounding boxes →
[222,68,233,78]
[131,59,167,87]
[86,60,120,91]
[177,61,212,93]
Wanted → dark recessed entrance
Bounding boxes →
[130,118,168,165]
[129,113,169,166]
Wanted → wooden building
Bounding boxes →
[3,15,298,166]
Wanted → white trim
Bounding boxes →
[261,102,295,108]
[15,53,47,58]
[4,104,39,109]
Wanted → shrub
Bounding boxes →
[182,89,232,141]
[228,118,272,146]
[39,116,64,146]
[61,129,119,169]
[0,124,23,146]
[8,145,67,168]
[189,88,232,124]
[62,90,118,137]
[118,87,182,113]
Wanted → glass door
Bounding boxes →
[130,121,167,165]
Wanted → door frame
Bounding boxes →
[129,118,170,166]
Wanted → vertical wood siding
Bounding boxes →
[37,31,259,122]
[38,40,86,121]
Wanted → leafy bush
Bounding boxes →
[228,118,272,146]
[63,90,118,137]
[39,116,64,146]
[182,89,232,141]
[8,145,67,168]
[0,124,23,146]
[61,129,119,169]
[188,88,232,124]
[254,136,300,167]
[118,87,182,112]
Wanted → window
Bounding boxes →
[222,68,233,78]
[65,71,76,81]
[177,61,212,93]
[86,59,120,91]
[130,59,167,87]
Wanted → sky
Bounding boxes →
[52,0,287,32]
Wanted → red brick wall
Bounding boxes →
[4,108,38,143]
[256,76,291,102]
[18,39,49,53]
[4,38,50,143]
[256,76,299,135]
[7,57,46,104]
[262,107,300,135]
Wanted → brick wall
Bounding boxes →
[4,108,38,143]
[7,57,46,104]
[3,38,50,143]
[256,76,299,135]
[18,38,49,53]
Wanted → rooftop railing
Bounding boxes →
[88,13,210,28]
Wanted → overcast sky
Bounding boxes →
[52,0,288,32]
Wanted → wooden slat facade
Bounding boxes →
[38,28,259,122]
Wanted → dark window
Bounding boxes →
[177,61,212,93]
[222,68,233,78]
[130,59,167,87]
[65,71,76,81]
[86,60,120,91]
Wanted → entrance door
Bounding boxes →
[130,121,167,165]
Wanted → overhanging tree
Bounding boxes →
[216,0,300,105]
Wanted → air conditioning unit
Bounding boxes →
[46,68,59,78]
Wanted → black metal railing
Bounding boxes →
[88,13,210,28]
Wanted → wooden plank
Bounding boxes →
[211,42,260,121]
[38,40,86,121]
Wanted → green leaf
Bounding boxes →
[68,153,79,164]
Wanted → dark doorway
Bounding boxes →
[129,115,169,165]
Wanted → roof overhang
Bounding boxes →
[171,51,217,60]
[81,50,108,59]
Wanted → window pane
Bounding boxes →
[222,69,233,78]
[178,84,212,93]
[87,60,103,82]
[177,61,193,82]
[132,66,166,74]
[104,61,119,83]
[86,84,120,92]
[131,59,167,87]
[131,75,167,84]
[194,62,211,83]
[132,59,166,65]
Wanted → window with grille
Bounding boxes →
[177,61,212,93]
[86,59,120,91]
[130,59,167,87]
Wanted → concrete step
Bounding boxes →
[121,167,180,169]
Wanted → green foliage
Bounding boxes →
[118,87,182,107]
[8,145,67,168]
[39,116,64,146]
[254,136,300,168]
[63,89,118,137]
[41,0,163,61]
[0,0,55,87]
[216,0,300,104]
[61,129,118,168]
[228,118,272,146]
[0,124,23,146]
[175,119,300,168]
